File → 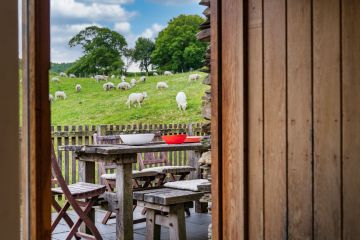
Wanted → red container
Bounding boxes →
[184,136,202,143]
[162,134,187,144]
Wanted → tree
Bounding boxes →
[151,14,207,73]
[122,48,135,75]
[133,37,155,73]
[67,26,127,75]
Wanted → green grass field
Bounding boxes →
[50,72,209,125]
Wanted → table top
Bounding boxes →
[59,142,208,155]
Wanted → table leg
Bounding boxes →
[78,161,95,234]
[188,150,201,180]
[116,155,135,240]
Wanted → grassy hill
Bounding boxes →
[50,72,209,125]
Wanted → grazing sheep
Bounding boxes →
[59,72,67,77]
[103,82,115,91]
[126,92,147,108]
[130,79,137,86]
[139,76,146,82]
[95,75,108,82]
[55,91,67,100]
[69,73,76,78]
[51,77,60,82]
[188,73,201,82]
[111,74,116,79]
[156,82,168,89]
[49,94,54,102]
[121,75,126,82]
[153,72,158,76]
[176,91,187,111]
[164,71,173,76]
[75,84,81,92]
[117,82,131,90]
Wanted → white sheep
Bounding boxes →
[111,74,116,79]
[49,94,54,102]
[117,82,131,90]
[69,73,76,78]
[103,82,115,91]
[126,92,147,108]
[188,73,201,82]
[95,75,108,83]
[51,77,60,82]
[156,82,168,89]
[139,76,146,82]
[75,84,81,92]
[153,72,158,76]
[176,91,187,111]
[121,75,126,82]
[55,91,67,100]
[59,72,67,77]
[164,71,173,76]
[130,79,137,86]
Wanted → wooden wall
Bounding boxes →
[218,0,360,239]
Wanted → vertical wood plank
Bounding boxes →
[263,0,287,239]
[287,0,313,239]
[342,0,360,238]
[64,126,69,184]
[221,0,245,238]
[313,0,341,238]
[247,0,264,239]
[71,126,76,183]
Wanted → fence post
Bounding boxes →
[97,125,107,136]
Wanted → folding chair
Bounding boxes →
[51,144,106,240]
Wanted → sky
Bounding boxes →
[49,0,204,64]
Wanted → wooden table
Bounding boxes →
[60,142,208,240]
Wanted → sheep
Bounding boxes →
[55,91,67,100]
[49,94,54,102]
[111,74,116,79]
[139,76,146,82]
[188,73,201,82]
[117,82,131,90]
[153,72,158,76]
[156,82,168,89]
[176,91,187,111]
[126,92,147,108]
[59,72,67,77]
[51,77,60,82]
[69,73,76,78]
[130,79,137,86]
[75,84,81,92]
[121,75,126,82]
[164,71,173,76]
[95,75,108,83]
[103,82,115,91]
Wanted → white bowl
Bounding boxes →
[120,133,155,145]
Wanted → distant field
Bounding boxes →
[50,72,209,125]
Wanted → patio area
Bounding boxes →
[52,207,211,240]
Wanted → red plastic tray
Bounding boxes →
[184,136,202,143]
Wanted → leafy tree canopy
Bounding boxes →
[67,26,127,76]
[151,14,207,73]
[133,37,155,73]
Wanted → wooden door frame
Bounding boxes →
[22,0,52,238]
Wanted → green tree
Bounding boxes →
[67,26,127,75]
[151,14,207,73]
[133,37,155,73]
[122,48,135,75]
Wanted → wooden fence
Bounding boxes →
[52,123,206,185]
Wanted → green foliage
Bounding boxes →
[51,62,75,73]
[151,14,207,73]
[49,72,209,125]
[133,38,155,73]
[67,26,127,76]
[122,48,135,74]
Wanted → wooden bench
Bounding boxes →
[133,188,204,240]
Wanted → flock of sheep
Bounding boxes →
[49,71,202,111]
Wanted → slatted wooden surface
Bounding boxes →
[51,123,206,185]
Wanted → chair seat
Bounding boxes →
[101,170,160,180]
[141,165,196,174]
[52,182,106,199]
[164,179,210,191]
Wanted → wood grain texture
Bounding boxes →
[263,0,287,239]
[247,0,264,239]
[342,0,360,238]
[221,0,245,239]
[313,0,342,238]
[287,0,313,239]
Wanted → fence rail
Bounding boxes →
[52,123,206,185]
